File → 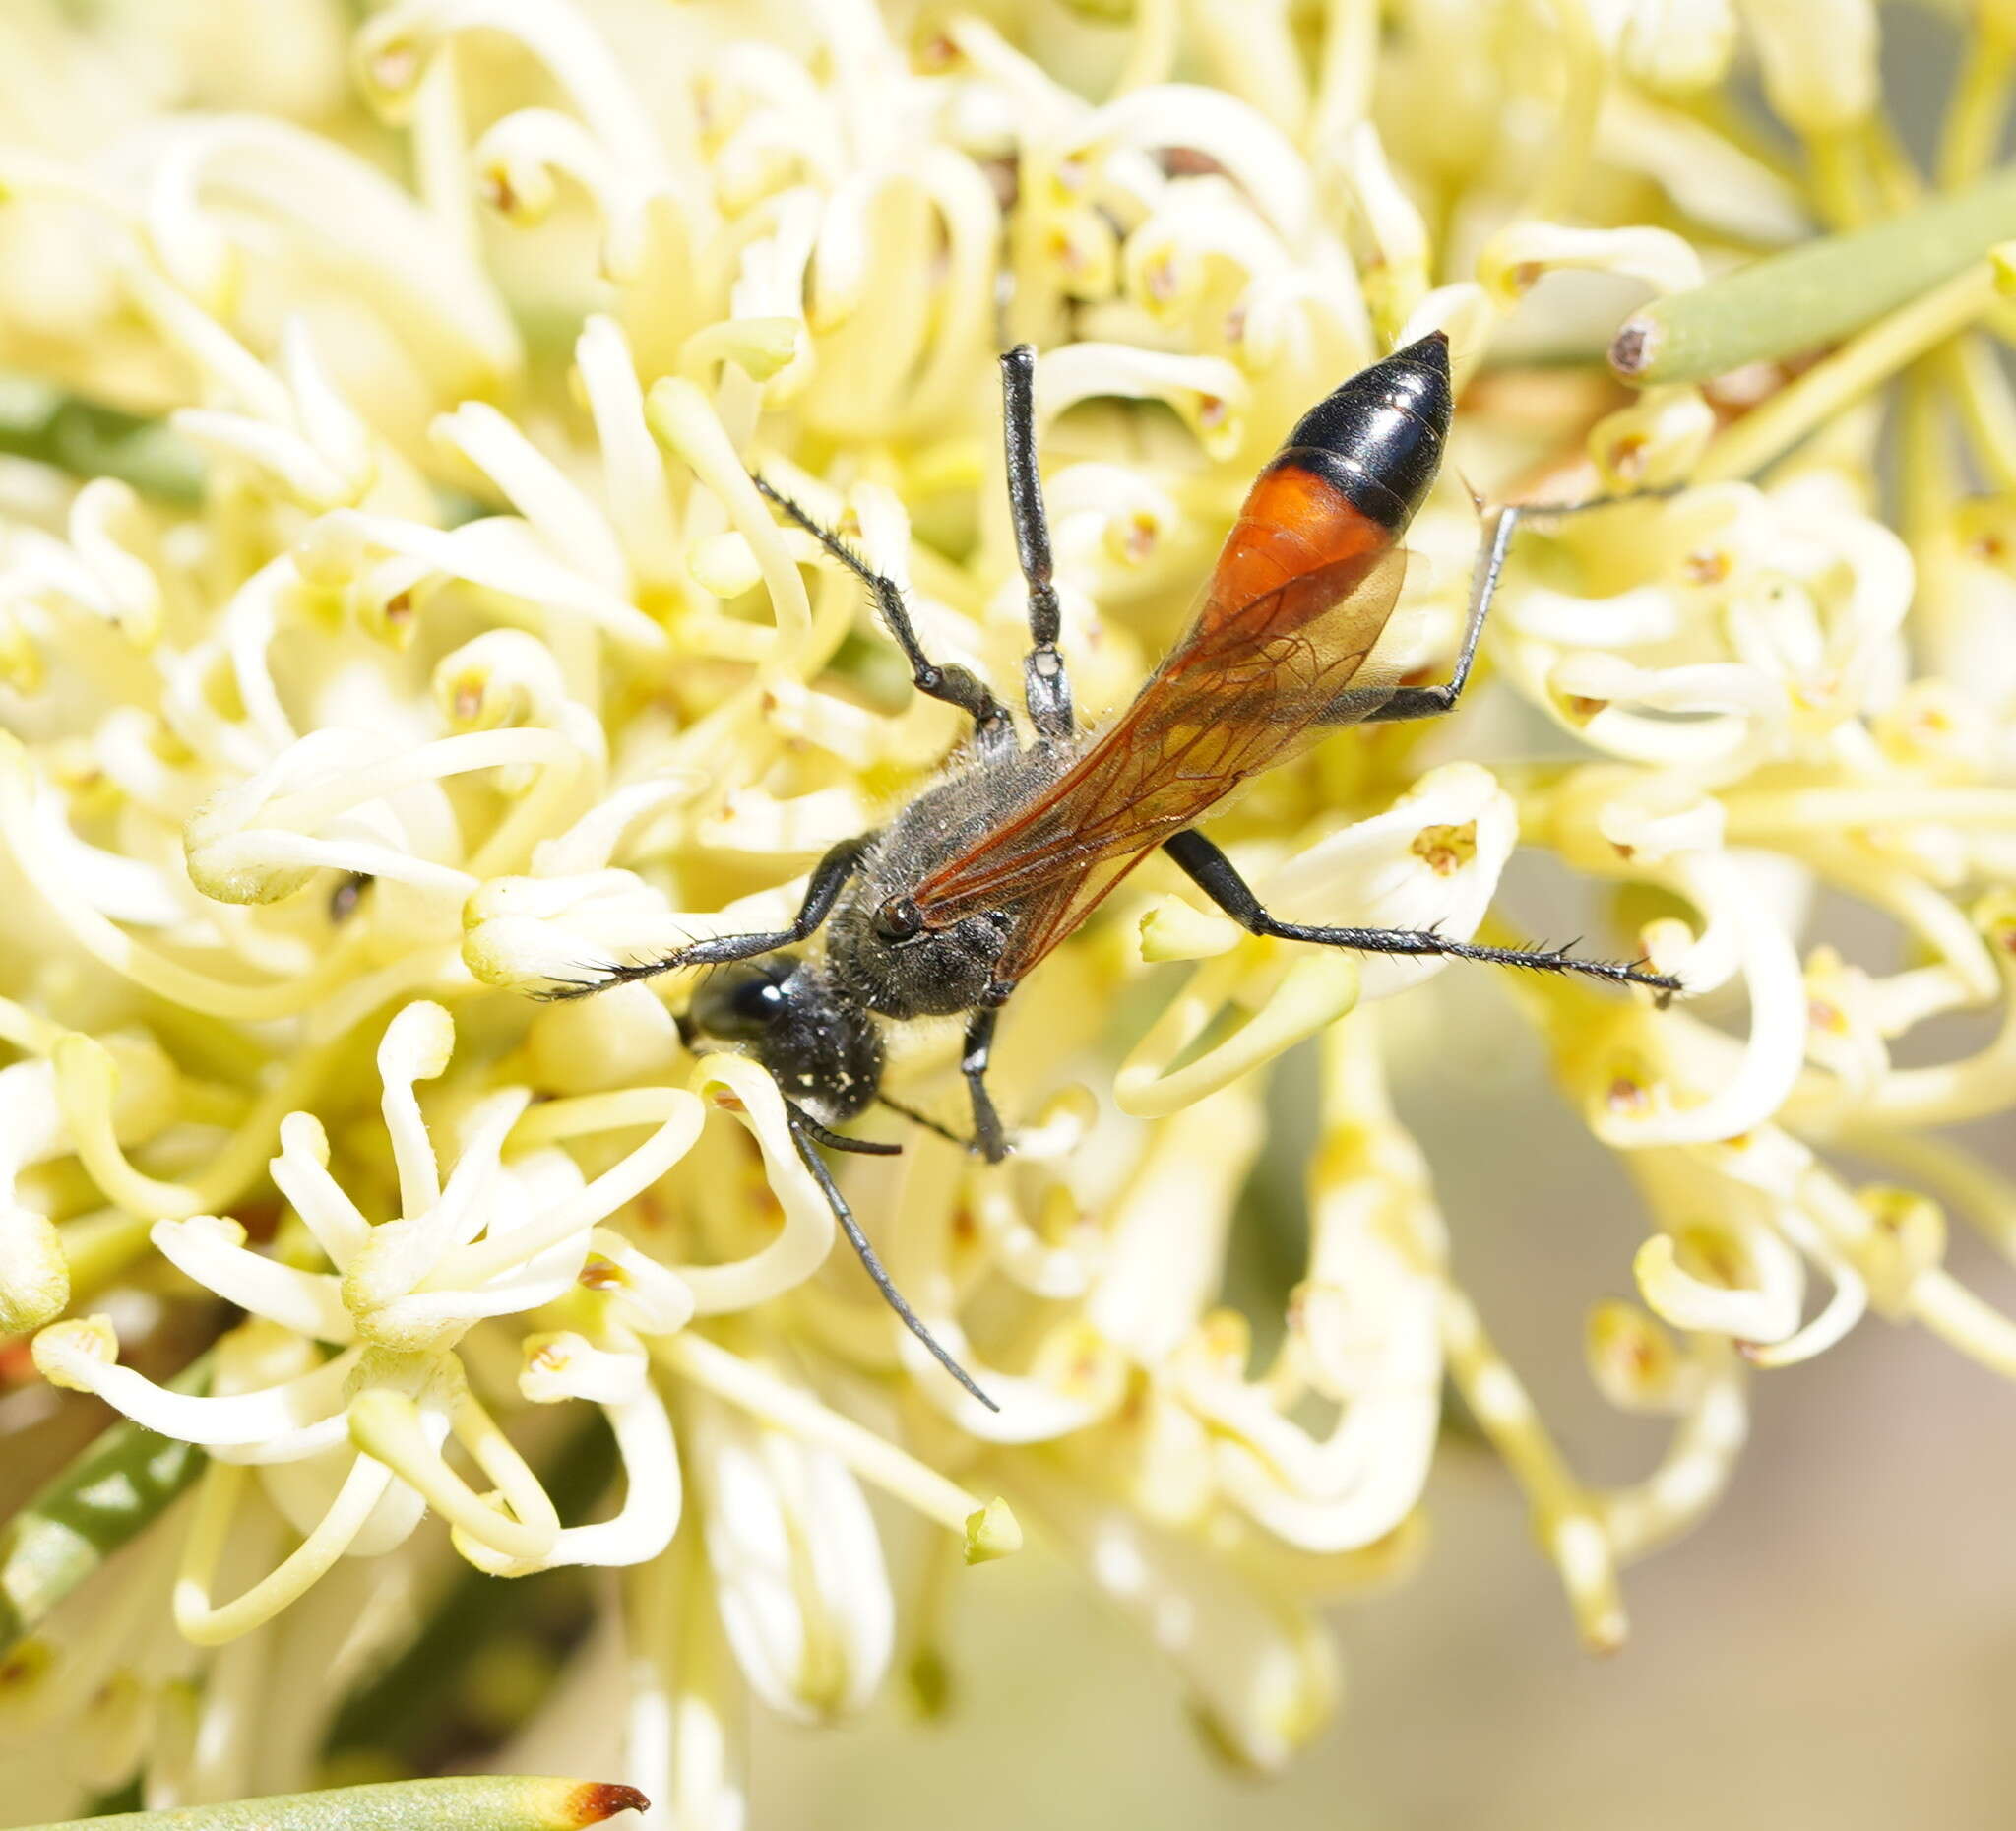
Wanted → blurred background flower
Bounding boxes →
[1,2,2014,1829]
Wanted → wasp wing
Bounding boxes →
[913,540,1409,984]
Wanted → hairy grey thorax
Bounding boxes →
[823,738,1077,1021]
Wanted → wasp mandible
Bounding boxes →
[556,332,1681,1408]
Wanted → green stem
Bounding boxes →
[1940,28,2016,191]
[1610,162,2016,387]
[1693,258,2002,481]
[0,1353,213,1654]
[1937,333,2016,492]
[0,378,204,504]
[15,1777,649,1831]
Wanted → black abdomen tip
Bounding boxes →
[1269,333,1454,533]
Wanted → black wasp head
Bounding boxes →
[684,954,885,1125]
[686,954,794,1041]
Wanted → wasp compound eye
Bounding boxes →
[687,958,792,1041]
[874,896,924,942]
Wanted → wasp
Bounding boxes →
[557,332,1680,1408]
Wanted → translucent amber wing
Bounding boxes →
[913,537,1408,981]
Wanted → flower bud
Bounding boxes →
[1480,222,1703,308]
[352,12,435,123]
[520,1330,648,1405]
[686,1390,896,1721]
[1251,763,1517,1000]
[0,605,41,696]
[1586,386,1716,491]
[580,1231,696,1337]
[31,1313,118,1391]
[525,981,683,1093]
[0,1207,68,1336]
[473,115,573,226]
[1854,1184,1946,1316]
[433,630,569,732]
[1739,0,1876,133]
[1332,123,1430,336]
[461,869,675,996]
[1620,0,1738,93]
[1586,1299,1687,1413]
[1633,1218,1802,1345]
[381,997,455,1089]
[689,532,764,599]
[1036,344,1248,464]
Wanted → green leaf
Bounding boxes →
[1610,162,2016,387]
[0,377,204,504]
[0,1354,213,1654]
[14,1777,649,1831]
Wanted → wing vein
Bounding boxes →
[912,543,1411,981]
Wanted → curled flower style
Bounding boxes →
[0,0,2013,1821]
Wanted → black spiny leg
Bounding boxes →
[1322,487,1685,728]
[1361,503,1516,726]
[755,476,1016,756]
[547,833,870,997]
[785,1107,999,1412]
[1163,829,1681,1000]
[999,345,1074,742]
[1322,503,1519,727]
[961,1005,1011,1164]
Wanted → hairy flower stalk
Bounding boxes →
[0,0,2013,1821]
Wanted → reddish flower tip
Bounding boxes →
[567,1782,651,1824]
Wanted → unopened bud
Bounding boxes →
[1739,0,1876,133]
[0,1207,68,1336]
[462,870,673,996]
[31,1313,117,1391]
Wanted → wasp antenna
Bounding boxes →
[1513,479,1689,519]
[877,1093,976,1152]
[786,1109,999,1412]
[786,1102,903,1157]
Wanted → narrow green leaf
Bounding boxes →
[0,377,205,503]
[15,1776,649,1831]
[1610,162,2016,386]
[0,1354,213,1654]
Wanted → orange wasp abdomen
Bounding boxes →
[1194,332,1448,640]
[1196,462,1393,642]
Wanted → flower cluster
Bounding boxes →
[2,0,2014,1821]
